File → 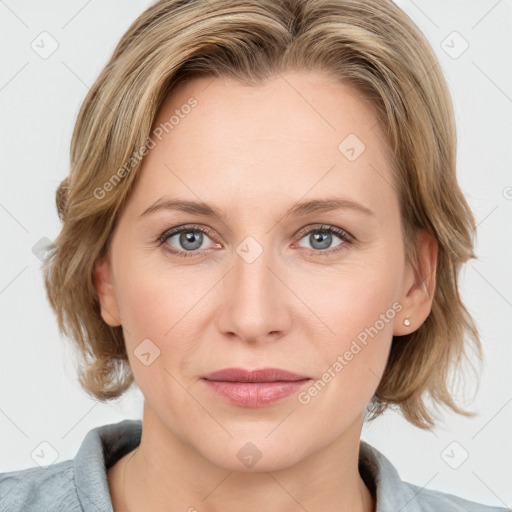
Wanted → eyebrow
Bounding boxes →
[139,196,374,220]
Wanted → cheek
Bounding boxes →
[295,252,400,342]
[294,288,397,428]
[290,273,399,454]
[293,252,401,400]
[117,277,167,338]
[114,256,206,387]
[114,247,194,336]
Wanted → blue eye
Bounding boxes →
[158,225,216,259]
[157,223,354,259]
[295,224,353,256]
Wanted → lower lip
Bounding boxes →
[202,379,310,408]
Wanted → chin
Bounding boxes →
[200,436,310,473]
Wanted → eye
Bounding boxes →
[157,225,219,259]
[294,224,354,256]
[157,223,355,259]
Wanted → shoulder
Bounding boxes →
[0,459,83,512]
[0,419,141,512]
[359,440,511,512]
[401,480,511,512]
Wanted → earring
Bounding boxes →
[403,317,411,327]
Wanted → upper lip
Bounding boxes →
[201,367,310,383]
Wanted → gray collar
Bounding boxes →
[73,419,422,512]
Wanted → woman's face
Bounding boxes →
[96,70,425,471]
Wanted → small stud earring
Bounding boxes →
[403,317,411,327]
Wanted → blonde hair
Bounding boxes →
[43,0,482,429]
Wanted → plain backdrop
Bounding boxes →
[1,0,511,508]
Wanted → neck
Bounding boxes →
[112,405,375,512]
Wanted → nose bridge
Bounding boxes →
[217,237,290,343]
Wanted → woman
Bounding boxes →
[0,0,508,511]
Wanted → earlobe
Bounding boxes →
[394,229,438,336]
[94,254,122,327]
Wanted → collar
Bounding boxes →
[73,419,421,512]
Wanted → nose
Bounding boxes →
[215,244,292,345]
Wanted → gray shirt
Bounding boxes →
[0,419,509,511]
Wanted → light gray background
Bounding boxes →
[1,0,511,508]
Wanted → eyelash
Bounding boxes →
[156,224,355,259]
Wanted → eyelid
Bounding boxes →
[157,222,355,258]
[157,224,218,245]
[293,223,354,243]
[158,223,354,243]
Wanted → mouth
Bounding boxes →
[200,368,311,408]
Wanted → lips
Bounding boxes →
[201,367,310,383]
[201,367,311,408]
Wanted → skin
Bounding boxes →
[95,70,437,512]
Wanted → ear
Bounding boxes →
[94,253,122,327]
[394,228,438,336]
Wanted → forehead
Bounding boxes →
[127,70,398,222]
